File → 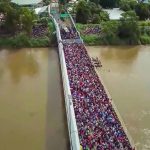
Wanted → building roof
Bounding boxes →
[35,6,48,14]
[11,0,43,5]
[138,0,150,3]
[103,8,124,20]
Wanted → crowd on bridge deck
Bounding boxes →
[82,26,101,35]
[91,57,102,68]
[63,43,134,150]
[57,17,134,150]
[32,24,48,38]
[60,26,79,39]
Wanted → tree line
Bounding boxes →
[75,0,150,21]
[74,0,149,44]
[0,0,37,35]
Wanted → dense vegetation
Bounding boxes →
[0,0,55,48]
[99,0,119,8]
[75,0,150,45]
[119,0,137,11]
[1,0,150,47]
[75,0,109,24]
[0,0,37,35]
[77,20,150,45]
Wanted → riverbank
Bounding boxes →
[0,20,57,48]
[1,22,150,48]
[0,0,57,49]
[0,32,57,48]
[76,22,150,46]
[0,35,48,48]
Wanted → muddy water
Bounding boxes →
[0,48,69,150]
[87,46,150,150]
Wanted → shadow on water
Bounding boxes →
[87,46,150,150]
[5,50,39,83]
[46,48,69,150]
[99,46,140,62]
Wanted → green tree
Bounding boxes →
[43,0,50,5]
[135,3,150,20]
[0,0,20,33]
[76,0,105,24]
[92,14,100,23]
[20,7,37,36]
[90,0,100,5]
[118,11,140,43]
[5,7,20,33]
[102,21,119,43]
[119,0,137,11]
[0,0,10,12]
[89,1,102,15]
[99,11,109,21]
[76,0,91,24]
[99,0,118,8]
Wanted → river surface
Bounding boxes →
[0,46,150,150]
[0,48,69,150]
[87,46,150,150]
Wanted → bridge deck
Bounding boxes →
[49,3,136,150]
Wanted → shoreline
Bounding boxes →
[1,40,150,49]
[1,44,150,49]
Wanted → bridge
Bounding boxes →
[48,2,136,150]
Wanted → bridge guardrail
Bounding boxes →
[67,11,83,44]
[48,5,80,150]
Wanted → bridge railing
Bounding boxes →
[66,11,83,43]
[48,5,80,150]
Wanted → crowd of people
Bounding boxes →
[91,57,102,68]
[32,24,48,38]
[57,15,134,149]
[63,43,134,150]
[82,26,101,35]
[60,26,79,39]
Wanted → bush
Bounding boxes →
[99,11,109,22]
[139,21,150,26]
[119,0,137,11]
[0,33,51,48]
[82,35,100,45]
[99,0,117,8]
[43,0,50,5]
[76,20,142,45]
[135,3,150,20]
[91,14,100,24]
[118,11,140,44]
[14,33,31,47]
[76,1,104,24]
[140,35,150,44]
[38,17,48,26]
[101,20,119,38]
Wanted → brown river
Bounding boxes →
[0,46,149,150]
[87,46,150,150]
[0,48,69,150]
